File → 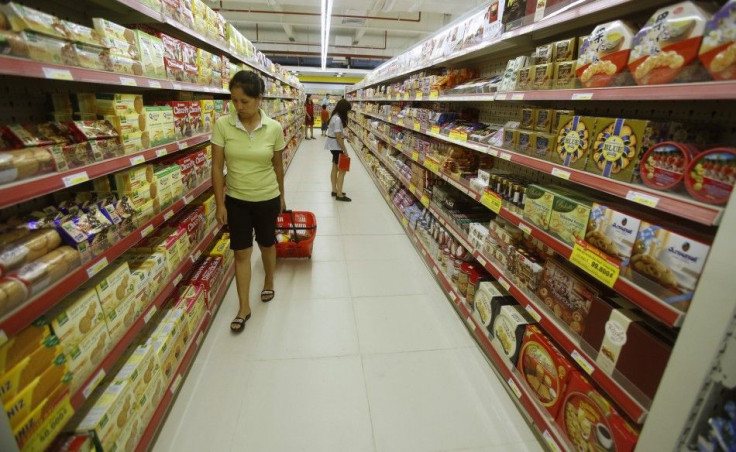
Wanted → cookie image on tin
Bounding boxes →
[592,118,637,176]
[555,116,591,167]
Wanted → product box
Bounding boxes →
[503,128,519,151]
[531,133,555,160]
[628,222,711,312]
[114,165,154,192]
[553,38,576,62]
[490,304,534,365]
[629,2,712,85]
[46,287,105,347]
[12,384,70,449]
[129,263,153,318]
[699,0,736,81]
[104,114,144,136]
[65,321,111,393]
[532,63,553,90]
[516,66,534,90]
[536,259,601,336]
[190,257,224,305]
[0,322,51,373]
[188,102,204,136]
[149,321,184,380]
[517,130,535,155]
[3,2,69,39]
[552,109,575,133]
[113,343,159,401]
[523,184,555,230]
[509,247,544,291]
[554,61,577,89]
[90,261,133,315]
[533,108,553,133]
[548,192,592,246]
[585,118,649,182]
[519,108,535,130]
[95,94,144,116]
[517,325,574,418]
[104,298,137,344]
[553,115,596,169]
[200,100,215,132]
[556,371,640,451]
[473,281,514,333]
[177,284,207,333]
[92,18,136,47]
[136,364,165,424]
[135,30,166,79]
[3,360,71,429]
[76,379,135,451]
[586,203,642,263]
[576,21,636,88]
[0,339,66,404]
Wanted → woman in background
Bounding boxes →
[304,94,315,140]
[324,99,352,202]
[211,71,286,333]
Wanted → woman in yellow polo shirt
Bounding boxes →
[211,71,286,333]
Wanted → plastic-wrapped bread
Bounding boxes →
[0,277,27,316]
[11,246,80,297]
[0,147,60,185]
[0,229,61,276]
[2,2,68,39]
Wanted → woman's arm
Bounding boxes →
[272,148,286,212]
[335,131,348,154]
[211,144,227,224]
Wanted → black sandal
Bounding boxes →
[230,313,251,333]
[261,290,275,302]
[335,195,352,202]
[331,192,347,197]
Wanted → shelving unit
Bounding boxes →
[346,0,736,449]
[0,0,305,450]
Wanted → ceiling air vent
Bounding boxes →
[341,17,366,25]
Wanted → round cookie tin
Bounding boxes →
[561,389,616,451]
[518,340,563,408]
[640,141,700,190]
[685,147,736,205]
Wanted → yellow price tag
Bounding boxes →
[569,241,620,288]
[481,191,503,214]
[43,67,73,80]
[414,122,421,131]
[449,131,467,142]
[402,217,409,228]
[398,118,404,126]
[425,160,440,174]
[430,126,440,134]
[410,183,416,193]
[429,90,439,99]
[404,92,410,100]
[421,195,430,207]
[411,151,419,161]
[396,143,403,151]
[416,92,423,100]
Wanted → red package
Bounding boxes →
[178,206,206,245]
[190,256,224,305]
[159,33,182,62]
[516,325,574,418]
[57,121,118,143]
[0,124,68,149]
[161,0,181,21]
[192,149,207,183]
[188,102,203,136]
[167,154,195,190]
[556,371,639,452]
[180,41,197,66]
[156,101,190,139]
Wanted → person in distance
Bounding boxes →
[211,71,286,333]
[325,99,352,201]
[304,94,316,140]
[320,104,329,137]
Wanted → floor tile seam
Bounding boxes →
[358,345,475,359]
[233,352,364,363]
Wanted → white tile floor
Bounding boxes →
[152,136,542,452]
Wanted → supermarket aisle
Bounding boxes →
[153,137,542,452]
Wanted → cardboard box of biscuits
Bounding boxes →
[112,343,160,402]
[0,336,67,404]
[0,321,52,374]
[74,378,136,451]
[66,321,112,393]
[104,297,138,344]
[46,286,105,349]
[490,303,535,366]
[90,261,134,315]
[3,357,71,429]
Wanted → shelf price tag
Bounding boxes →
[414,122,421,131]
[571,92,594,100]
[425,160,440,174]
[401,217,409,228]
[42,67,73,80]
[86,257,109,279]
[518,223,532,235]
[144,306,157,323]
[507,378,522,399]
[511,93,525,100]
[62,171,89,187]
[626,190,659,208]
[487,149,499,157]
[141,224,154,238]
[569,240,620,288]
[525,304,542,322]
[83,370,106,399]
[449,131,468,142]
[481,191,503,214]
[148,80,162,88]
[476,255,487,268]
[415,92,423,100]
[403,92,410,100]
[120,77,137,86]
[164,210,174,221]
[571,349,595,375]
[496,93,507,101]
[466,316,476,330]
[172,83,182,90]
[421,195,430,207]
[430,125,441,134]
[498,278,511,291]
[156,148,168,158]
[551,167,571,180]
[184,195,192,205]
[170,374,184,394]
[129,155,145,166]
[543,431,563,452]
[411,151,419,161]
[499,152,512,161]
[173,273,183,287]
[409,183,416,193]
[429,90,439,99]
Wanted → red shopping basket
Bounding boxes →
[275,210,317,258]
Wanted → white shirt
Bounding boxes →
[324,115,344,151]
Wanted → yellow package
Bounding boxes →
[104,298,137,344]
[4,361,71,429]
[90,261,133,314]
[105,114,144,135]
[0,340,66,404]
[76,379,136,451]
[66,321,112,393]
[114,165,154,192]
[0,322,51,374]
[113,343,159,401]
[95,93,143,116]
[47,286,105,348]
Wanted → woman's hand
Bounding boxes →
[216,203,228,225]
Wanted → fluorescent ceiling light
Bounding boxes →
[321,0,334,70]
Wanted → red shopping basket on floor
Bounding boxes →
[275,210,317,258]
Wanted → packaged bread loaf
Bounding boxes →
[9,246,80,297]
[63,21,105,48]
[0,147,60,185]
[0,229,61,276]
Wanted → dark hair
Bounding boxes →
[229,71,265,98]
[322,105,327,110]
[330,99,352,128]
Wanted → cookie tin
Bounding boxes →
[491,304,533,365]
[640,141,700,190]
[684,147,736,204]
[586,118,648,182]
[699,0,736,80]
[576,21,636,88]
[629,1,712,85]
[554,115,596,169]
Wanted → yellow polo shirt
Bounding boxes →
[211,108,285,202]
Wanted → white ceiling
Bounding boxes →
[208,0,488,65]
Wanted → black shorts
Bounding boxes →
[330,150,342,164]
[225,195,281,250]
[321,124,328,131]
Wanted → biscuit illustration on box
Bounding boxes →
[117,395,131,428]
[699,1,736,80]
[555,116,593,169]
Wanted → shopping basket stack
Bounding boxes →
[275,210,317,258]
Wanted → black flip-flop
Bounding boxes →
[331,192,347,197]
[261,290,275,302]
[230,313,251,333]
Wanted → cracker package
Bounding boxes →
[699,0,736,80]
[531,133,555,160]
[3,3,68,39]
[586,203,642,263]
[517,325,574,417]
[554,115,596,169]
[517,130,535,155]
[629,1,712,85]
[576,21,636,88]
[0,337,66,404]
[75,379,135,450]
[554,38,576,62]
[532,63,553,89]
[628,221,711,311]
[135,30,166,79]
[557,371,640,451]
[473,281,514,335]
[46,287,105,348]
[523,184,555,230]
[554,61,577,89]
[548,192,592,246]
[533,108,553,133]
[520,108,535,130]
[516,66,534,90]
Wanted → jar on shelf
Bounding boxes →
[458,262,475,297]
[452,259,463,285]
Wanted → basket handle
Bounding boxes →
[282,209,300,243]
